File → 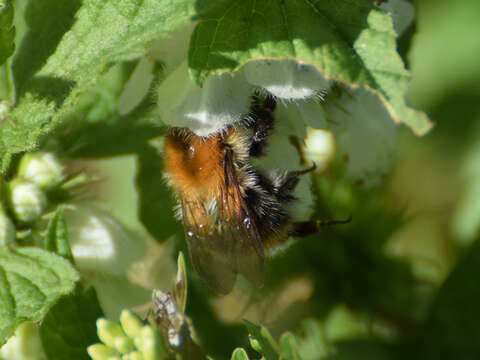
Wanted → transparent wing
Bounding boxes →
[182,198,237,294]
[181,149,265,295]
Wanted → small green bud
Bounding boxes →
[249,337,262,353]
[87,344,118,360]
[119,310,143,339]
[114,336,135,353]
[0,208,15,247]
[121,351,144,360]
[97,318,126,348]
[231,348,250,360]
[18,152,64,190]
[9,180,47,223]
[134,326,166,360]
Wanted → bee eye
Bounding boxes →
[188,145,195,156]
[254,131,263,140]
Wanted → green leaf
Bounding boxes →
[244,320,279,360]
[0,247,79,345]
[424,239,480,358]
[231,348,250,360]
[279,332,300,360]
[12,0,82,95]
[188,0,431,135]
[0,0,196,173]
[0,0,15,65]
[45,209,74,263]
[39,284,104,360]
[136,145,181,242]
[55,62,164,158]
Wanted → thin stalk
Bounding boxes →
[4,61,15,105]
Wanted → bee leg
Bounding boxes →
[290,215,352,238]
[269,163,317,202]
[291,162,317,176]
[247,94,276,157]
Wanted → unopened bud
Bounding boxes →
[303,128,335,172]
[9,180,46,223]
[18,153,63,190]
[134,326,166,360]
[87,343,118,360]
[119,310,143,339]
[114,336,134,353]
[97,318,126,348]
[121,351,144,360]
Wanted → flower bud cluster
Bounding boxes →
[8,152,64,224]
[87,310,167,360]
[0,152,90,247]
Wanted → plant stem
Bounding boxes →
[3,61,16,105]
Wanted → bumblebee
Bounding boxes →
[164,95,348,294]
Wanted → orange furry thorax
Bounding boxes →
[164,129,225,199]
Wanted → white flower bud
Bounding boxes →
[242,59,332,100]
[10,180,47,223]
[303,127,336,172]
[18,152,63,190]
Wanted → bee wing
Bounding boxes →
[220,149,265,288]
[181,149,265,295]
[181,198,237,294]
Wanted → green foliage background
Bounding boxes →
[1,0,480,359]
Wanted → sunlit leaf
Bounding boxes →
[0,0,195,173]
[0,248,79,344]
